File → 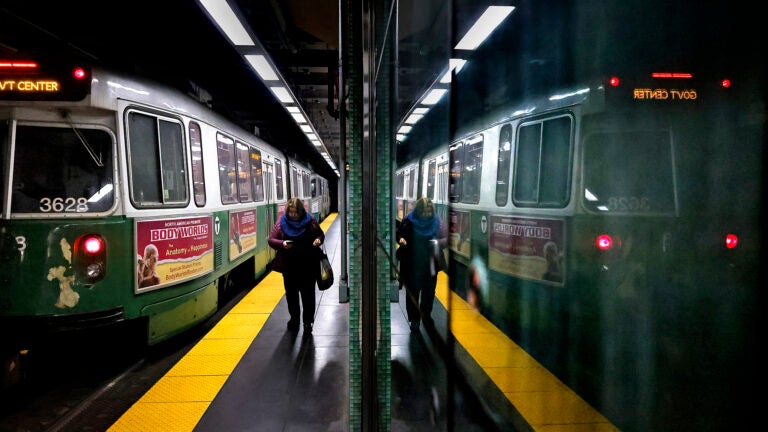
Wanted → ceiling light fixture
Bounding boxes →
[454,6,515,51]
[196,0,337,173]
[245,54,279,80]
[198,0,254,46]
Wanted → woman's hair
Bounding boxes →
[286,197,307,218]
[413,197,434,219]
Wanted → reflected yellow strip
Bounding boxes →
[435,276,620,432]
[108,213,337,432]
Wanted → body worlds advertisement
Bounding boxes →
[135,216,214,292]
[229,209,257,261]
[488,216,564,285]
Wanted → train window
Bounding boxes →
[1,121,7,211]
[291,166,299,197]
[303,171,310,197]
[275,158,284,200]
[426,159,436,199]
[395,170,404,199]
[128,111,187,207]
[216,133,237,204]
[311,177,318,198]
[448,141,464,203]
[462,135,483,204]
[496,125,512,206]
[408,166,416,199]
[250,148,264,202]
[513,115,572,208]
[189,122,206,207]
[235,142,253,202]
[583,130,675,213]
[437,161,448,203]
[12,124,114,213]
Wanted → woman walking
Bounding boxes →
[268,198,325,333]
[396,197,447,332]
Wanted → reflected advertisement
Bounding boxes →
[488,216,564,285]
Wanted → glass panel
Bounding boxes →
[251,148,264,201]
[513,122,541,204]
[128,112,161,204]
[189,122,206,206]
[495,125,511,206]
[426,159,436,199]
[583,130,675,213]
[235,142,253,202]
[158,119,187,203]
[216,133,237,204]
[539,116,571,207]
[461,135,483,204]
[12,125,113,213]
[275,158,284,200]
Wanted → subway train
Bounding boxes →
[392,0,765,429]
[398,64,763,432]
[399,70,763,431]
[0,60,330,359]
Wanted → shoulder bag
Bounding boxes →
[317,244,334,291]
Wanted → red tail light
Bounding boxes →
[75,234,107,283]
[596,234,613,250]
[73,67,87,80]
[725,234,738,249]
[83,236,104,254]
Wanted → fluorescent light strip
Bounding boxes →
[440,58,468,83]
[454,6,515,50]
[398,125,412,134]
[199,0,254,46]
[405,114,424,124]
[286,106,300,113]
[300,125,313,132]
[245,54,279,80]
[421,89,447,105]
[291,112,307,123]
[270,86,293,103]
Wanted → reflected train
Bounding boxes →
[398,68,763,430]
[0,60,330,355]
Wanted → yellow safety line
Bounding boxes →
[435,275,620,431]
[108,213,337,432]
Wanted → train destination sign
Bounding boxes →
[633,88,698,101]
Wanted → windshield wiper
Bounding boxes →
[60,109,104,167]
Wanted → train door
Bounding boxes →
[262,162,276,261]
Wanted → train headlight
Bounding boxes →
[86,262,105,279]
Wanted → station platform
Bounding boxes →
[106,213,617,431]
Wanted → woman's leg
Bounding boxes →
[283,274,301,328]
[405,279,422,327]
[299,275,317,326]
[420,276,438,323]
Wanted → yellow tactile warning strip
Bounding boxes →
[435,274,620,432]
[107,214,337,432]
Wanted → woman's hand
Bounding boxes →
[283,240,294,249]
[313,238,322,247]
[399,238,407,246]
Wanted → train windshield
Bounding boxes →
[10,124,114,214]
[582,130,675,214]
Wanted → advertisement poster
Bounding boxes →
[229,209,257,261]
[135,216,214,292]
[448,210,471,258]
[488,216,564,285]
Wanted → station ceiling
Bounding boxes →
[0,0,452,180]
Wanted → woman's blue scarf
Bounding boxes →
[407,211,439,238]
[281,212,313,237]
